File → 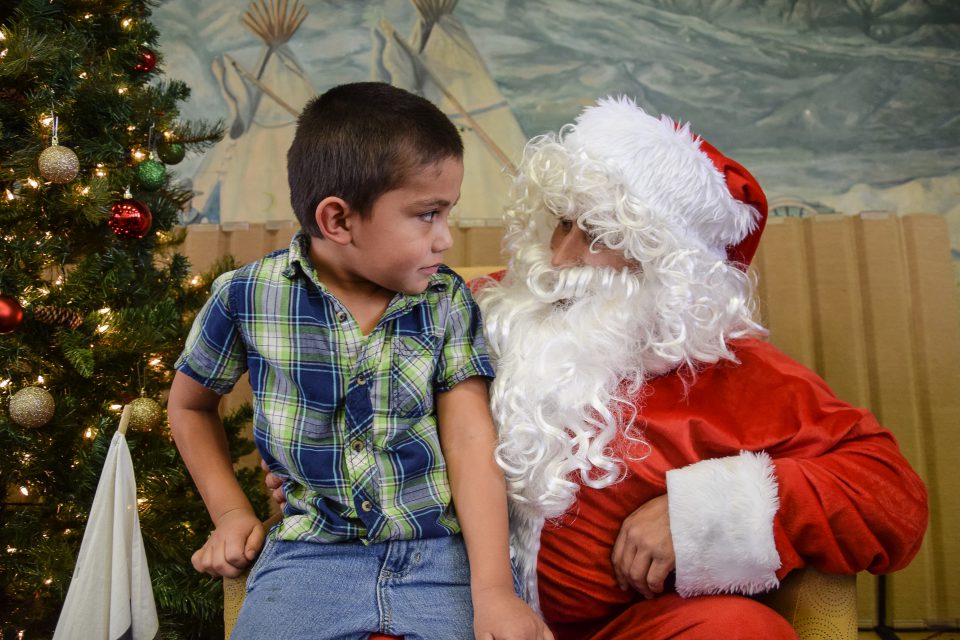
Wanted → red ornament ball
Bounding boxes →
[0,294,24,334]
[109,198,153,239]
[133,50,157,73]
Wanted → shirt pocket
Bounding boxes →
[390,333,439,419]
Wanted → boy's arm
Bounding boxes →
[169,371,264,578]
[437,377,553,640]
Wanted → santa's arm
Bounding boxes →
[665,413,927,598]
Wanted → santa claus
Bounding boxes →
[472,96,928,639]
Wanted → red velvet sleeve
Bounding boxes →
[736,341,928,577]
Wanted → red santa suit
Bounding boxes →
[536,338,927,638]
[475,96,928,640]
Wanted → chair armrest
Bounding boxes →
[756,567,858,640]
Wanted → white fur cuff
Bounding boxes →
[666,451,781,597]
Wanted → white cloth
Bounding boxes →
[54,431,159,640]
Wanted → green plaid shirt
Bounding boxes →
[175,232,494,543]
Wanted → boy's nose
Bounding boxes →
[433,218,454,254]
[550,225,590,268]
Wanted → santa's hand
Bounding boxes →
[260,458,286,507]
[611,493,675,599]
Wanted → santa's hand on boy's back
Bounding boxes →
[191,508,265,578]
[261,458,287,506]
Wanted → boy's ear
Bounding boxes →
[314,196,355,245]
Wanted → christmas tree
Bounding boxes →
[0,1,269,637]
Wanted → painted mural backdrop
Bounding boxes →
[155,0,960,263]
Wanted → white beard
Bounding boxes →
[477,245,660,522]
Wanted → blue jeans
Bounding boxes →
[231,533,473,640]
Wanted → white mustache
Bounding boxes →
[525,262,643,303]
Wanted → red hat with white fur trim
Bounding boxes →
[565,96,768,267]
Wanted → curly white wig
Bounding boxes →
[478,96,767,521]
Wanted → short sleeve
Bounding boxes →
[174,272,248,395]
[434,277,495,392]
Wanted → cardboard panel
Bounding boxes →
[899,214,960,626]
[806,216,871,408]
[461,226,506,266]
[754,217,817,370]
[853,213,930,627]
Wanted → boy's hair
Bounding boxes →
[288,82,464,237]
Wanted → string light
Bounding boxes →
[96,323,110,333]
[121,18,134,29]
[117,86,128,95]
[99,307,111,314]
[39,114,54,127]
[4,189,14,201]
[36,375,44,384]
[94,164,107,178]
[43,578,53,586]
[79,71,88,79]
[0,379,10,388]
[110,403,122,410]
[83,428,94,439]
[19,486,28,496]
[26,178,39,188]
[6,546,16,553]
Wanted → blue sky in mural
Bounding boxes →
[155,0,960,237]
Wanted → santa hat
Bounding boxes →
[563,96,767,267]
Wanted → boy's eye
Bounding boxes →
[419,210,438,222]
[558,219,574,232]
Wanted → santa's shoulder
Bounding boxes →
[709,337,835,397]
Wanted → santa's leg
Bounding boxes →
[551,592,798,640]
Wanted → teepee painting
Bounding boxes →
[186,0,314,225]
[373,0,528,226]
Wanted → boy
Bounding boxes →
[168,83,550,640]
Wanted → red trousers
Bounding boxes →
[550,593,798,640]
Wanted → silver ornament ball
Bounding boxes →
[9,386,55,428]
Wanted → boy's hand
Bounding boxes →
[473,586,554,640]
[192,508,265,578]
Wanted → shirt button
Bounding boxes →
[356,375,366,385]
[336,311,347,322]
[360,500,373,512]
[351,438,364,452]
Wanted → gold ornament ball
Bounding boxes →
[9,386,55,428]
[129,397,163,431]
[39,143,80,184]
